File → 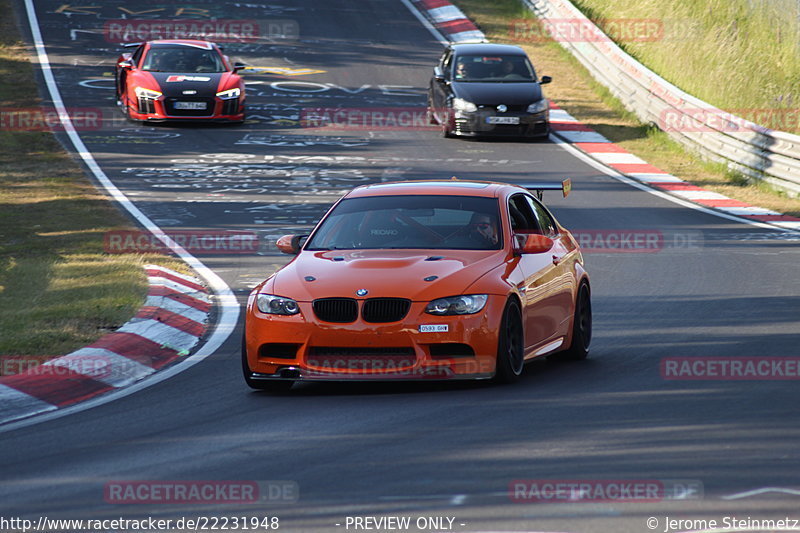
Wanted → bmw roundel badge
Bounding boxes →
[356,289,368,296]
[497,104,508,113]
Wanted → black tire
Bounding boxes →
[241,333,294,392]
[493,299,525,383]
[555,282,592,361]
[441,109,454,138]
[426,103,437,125]
[121,98,139,123]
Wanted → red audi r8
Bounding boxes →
[242,179,591,392]
[115,40,245,122]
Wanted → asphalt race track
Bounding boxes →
[2,1,800,532]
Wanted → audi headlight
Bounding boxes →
[134,87,162,99]
[527,99,549,113]
[216,87,241,99]
[452,98,477,113]
[425,294,488,315]
[256,294,300,315]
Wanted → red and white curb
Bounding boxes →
[409,0,486,42]
[549,105,800,231]
[0,265,210,425]
[405,0,800,232]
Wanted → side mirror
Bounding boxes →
[118,59,134,69]
[516,233,554,254]
[276,234,306,255]
[539,75,552,85]
[234,62,246,72]
[433,66,446,83]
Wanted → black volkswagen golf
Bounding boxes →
[427,43,552,139]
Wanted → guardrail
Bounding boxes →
[523,0,800,197]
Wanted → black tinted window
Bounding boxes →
[453,54,536,82]
[306,195,502,251]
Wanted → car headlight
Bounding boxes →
[216,88,241,99]
[452,98,477,113]
[134,87,162,99]
[425,294,488,315]
[527,99,549,113]
[256,294,300,315]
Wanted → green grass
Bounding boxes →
[0,0,186,361]
[569,0,800,131]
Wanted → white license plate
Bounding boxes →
[487,116,519,125]
[419,324,448,333]
[174,101,207,110]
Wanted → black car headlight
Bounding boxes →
[526,99,548,113]
[256,294,300,315]
[216,88,241,100]
[134,87,162,99]
[425,294,488,315]
[452,98,478,113]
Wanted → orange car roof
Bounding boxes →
[148,40,216,49]
[347,180,521,198]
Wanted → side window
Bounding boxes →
[131,45,144,67]
[508,194,539,233]
[524,196,558,237]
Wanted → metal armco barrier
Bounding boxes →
[524,0,800,197]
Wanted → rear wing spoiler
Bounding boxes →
[122,42,143,48]
[522,178,572,201]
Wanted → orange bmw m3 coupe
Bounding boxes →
[242,179,590,391]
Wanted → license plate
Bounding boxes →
[174,101,207,110]
[419,324,448,333]
[487,116,519,125]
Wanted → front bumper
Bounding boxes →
[452,107,549,137]
[125,95,244,122]
[244,297,507,381]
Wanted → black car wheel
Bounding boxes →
[494,299,524,383]
[441,118,453,137]
[120,96,139,123]
[438,104,454,137]
[426,100,437,125]
[242,333,294,392]
[552,282,591,361]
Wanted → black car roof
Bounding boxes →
[450,43,527,56]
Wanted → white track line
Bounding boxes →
[1,1,240,434]
[399,0,450,45]
[722,486,800,500]
[551,136,800,234]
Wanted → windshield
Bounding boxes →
[142,47,226,73]
[453,54,537,82]
[306,195,503,251]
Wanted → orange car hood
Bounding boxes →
[273,249,506,301]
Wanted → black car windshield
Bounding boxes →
[306,195,503,251]
[142,47,226,73]
[453,54,536,82]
